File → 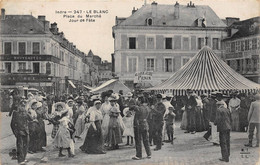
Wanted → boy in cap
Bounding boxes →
[164,106,176,144]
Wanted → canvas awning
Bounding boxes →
[83,85,93,90]
[90,79,131,94]
[68,80,76,89]
[148,46,260,95]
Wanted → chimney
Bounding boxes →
[44,21,50,32]
[38,15,45,22]
[132,7,137,15]
[151,1,158,18]
[50,22,58,34]
[225,17,240,26]
[174,1,180,19]
[1,8,5,20]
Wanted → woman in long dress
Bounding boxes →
[180,108,188,130]
[101,94,112,144]
[229,93,241,131]
[35,101,47,151]
[194,95,206,132]
[74,101,86,138]
[80,100,106,154]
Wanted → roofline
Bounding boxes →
[222,33,260,41]
[113,25,227,31]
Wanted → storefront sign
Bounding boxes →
[134,71,153,83]
[0,55,60,63]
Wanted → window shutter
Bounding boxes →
[207,36,211,47]
[162,58,165,72]
[121,34,127,49]
[27,41,31,54]
[154,58,157,72]
[13,41,17,54]
[144,58,146,71]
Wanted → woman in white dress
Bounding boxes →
[101,93,112,144]
[74,101,86,138]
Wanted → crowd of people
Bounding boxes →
[5,88,260,164]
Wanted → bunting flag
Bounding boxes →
[147,46,260,95]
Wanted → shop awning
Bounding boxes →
[68,80,76,88]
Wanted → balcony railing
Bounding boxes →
[17,69,32,73]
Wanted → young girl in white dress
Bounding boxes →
[122,108,134,145]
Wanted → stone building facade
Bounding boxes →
[112,1,227,86]
[222,16,260,83]
[0,9,98,95]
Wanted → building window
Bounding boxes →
[236,59,240,71]
[128,57,137,72]
[146,58,155,71]
[227,60,231,66]
[4,42,12,55]
[252,38,257,50]
[241,41,245,51]
[33,63,40,73]
[46,62,51,74]
[129,37,136,49]
[198,38,204,49]
[147,37,154,49]
[165,38,172,49]
[230,42,235,52]
[213,38,219,50]
[5,62,11,73]
[235,41,241,52]
[165,58,174,72]
[182,57,190,66]
[18,42,26,55]
[245,40,249,50]
[32,42,40,54]
[18,62,26,71]
[183,37,189,50]
[245,58,251,72]
[147,18,153,26]
[252,55,259,72]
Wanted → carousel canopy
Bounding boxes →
[148,46,260,95]
[90,79,131,94]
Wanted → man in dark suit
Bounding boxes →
[151,94,166,151]
[184,89,197,134]
[214,101,232,162]
[11,97,33,164]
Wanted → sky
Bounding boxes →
[1,0,260,62]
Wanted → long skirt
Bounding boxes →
[37,119,47,147]
[80,121,104,154]
[28,121,41,152]
[231,108,240,131]
[101,114,110,141]
[75,115,85,137]
[107,117,123,145]
[195,107,206,132]
[180,110,188,130]
[53,126,71,148]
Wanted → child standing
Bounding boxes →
[53,109,75,158]
[122,108,134,145]
[164,106,176,144]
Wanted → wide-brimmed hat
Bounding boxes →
[108,93,119,101]
[216,101,225,105]
[54,102,66,110]
[94,100,101,105]
[123,107,130,116]
[110,107,120,113]
[90,95,101,102]
[36,102,42,108]
[28,99,38,108]
[67,99,74,104]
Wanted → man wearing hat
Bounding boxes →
[184,89,197,134]
[214,101,232,162]
[151,94,166,151]
[11,97,32,164]
[245,93,260,147]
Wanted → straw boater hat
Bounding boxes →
[94,100,101,105]
[54,102,66,110]
[90,95,100,102]
[124,92,133,98]
[67,99,74,104]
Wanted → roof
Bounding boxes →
[223,16,260,41]
[87,50,94,56]
[90,79,131,94]
[148,46,259,95]
[117,4,226,27]
[1,15,49,34]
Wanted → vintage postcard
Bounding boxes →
[0,0,259,164]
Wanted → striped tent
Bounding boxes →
[148,46,260,95]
